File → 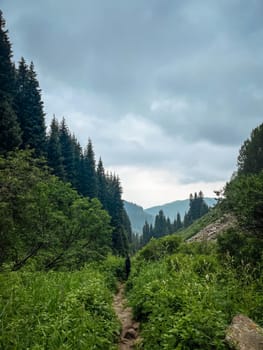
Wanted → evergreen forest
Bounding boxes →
[1,10,263,350]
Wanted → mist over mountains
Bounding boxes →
[124,198,216,234]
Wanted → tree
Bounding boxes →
[153,210,168,238]
[97,158,107,208]
[106,174,129,255]
[142,221,151,245]
[0,11,21,154]
[176,212,182,230]
[47,116,65,178]
[0,150,113,270]
[59,118,76,184]
[224,173,263,236]
[15,59,46,156]
[237,122,263,175]
[186,192,209,225]
[81,139,97,198]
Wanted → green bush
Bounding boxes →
[136,235,182,262]
[128,248,263,349]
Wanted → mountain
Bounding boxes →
[145,198,216,220]
[124,198,216,234]
[124,201,154,234]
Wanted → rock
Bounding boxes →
[124,328,137,339]
[226,314,263,350]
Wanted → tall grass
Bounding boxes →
[127,245,263,350]
[0,256,124,349]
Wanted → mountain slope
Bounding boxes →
[124,201,154,234]
[124,198,216,234]
[145,198,216,220]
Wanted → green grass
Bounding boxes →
[0,256,124,350]
[127,242,263,350]
[176,207,222,240]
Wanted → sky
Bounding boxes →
[1,0,263,208]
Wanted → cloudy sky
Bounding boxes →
[2,0,263,208]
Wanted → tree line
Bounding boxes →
[140,192,209,246]
[0,10,131,270]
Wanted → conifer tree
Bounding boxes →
[176,212,182,230]
[153,210,167,238]
[237,122,263,175]
[97,158,107,208]
[71,134,82,190]
[106,174,129,255]
[59,118,75,184]
[47,116,65,178]
[81,139,97,198]
[15,59,46,156]
[0,11,22,154]
[142,221,151,245]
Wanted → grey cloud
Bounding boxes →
[1,0,263,188]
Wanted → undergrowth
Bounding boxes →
[0,255,124,350]
[127,242,263,350]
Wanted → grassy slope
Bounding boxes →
[126,207,263,349]
[176,207,222,240]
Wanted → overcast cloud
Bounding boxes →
[1,0,263,207]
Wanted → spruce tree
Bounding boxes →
[82,139,97,198]
[71,134,82,190]
[237,122,263,175]
[106,174,129,255]
[176,212,182,230]
[0,11,22,154]
[59,118,75,184]
[47,116,65,178]
[153,210,167,238]
[15,59,46,156]
[97,158,107,208]
[142,221,151,245]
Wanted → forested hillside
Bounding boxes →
[145,197,216,220]
[0,10,132,271]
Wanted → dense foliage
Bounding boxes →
[127,238,263,349]
[220,122,263,267]
[0,11,131,256]
[0,256,125,350]
[237,122,263,175]
[0,150,113,270]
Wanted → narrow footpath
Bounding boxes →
[113,283,141,350]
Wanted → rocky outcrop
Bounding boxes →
[187,214,237,242]
[226,314,263,350]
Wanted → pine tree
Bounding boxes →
[106,174,129,255]
[176,212,182,230]
[47,116,65,178]
[15,59,46,156]
[142,221,151,245]
[0,11,22,154]
[97,158,107,208]
[71,134,82,190]
[153,210,167,238]
[185,191,209,226]
[59,118,75,184]
[81,139,97,198]
[237,122,263,175]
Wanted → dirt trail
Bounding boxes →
[113,283,141,350]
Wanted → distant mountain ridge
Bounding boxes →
[124,201,154,234]
[145,197,216,220]
[124,197,216,234]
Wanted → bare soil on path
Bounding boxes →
[113,283,141,350]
